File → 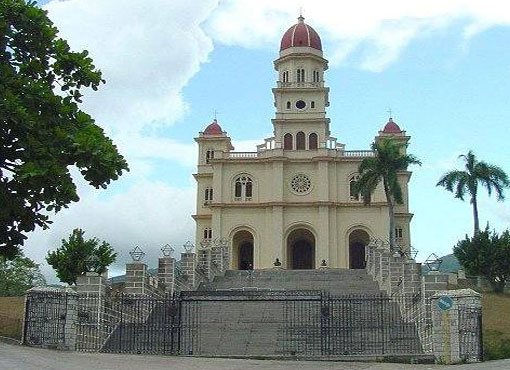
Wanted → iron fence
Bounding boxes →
[24,291,425,357]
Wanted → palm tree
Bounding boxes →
[436,150,509,236]
[355,138,421,250]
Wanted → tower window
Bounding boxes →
[204,187,213,203]
[309,133,318,150]
[234,175,253,201]
[286,101,291,109]
[297,68,305,83]
[395,228,403,239]
[311,101,315,109]
[313,70,320,82]
[296,131,305,150]
[203,228,212,240]
[283,71,289,83]
[283,133,293,150]
[205,149,214,164]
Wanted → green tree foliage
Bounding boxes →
[355,138,421,250]
[0,0,129,258]
[0,253,46,296]
[46,228,117,285]
[454,227,510,293]
[437,151,509,236]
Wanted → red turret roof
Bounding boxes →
[203,119,223,136]
[280,16,322,51]
[382,118,402,134]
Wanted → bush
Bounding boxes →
[484,330,510,360]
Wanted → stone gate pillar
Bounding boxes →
[430,289,482,364]
[158,256,175,296]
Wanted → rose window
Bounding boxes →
[290,174,312,194]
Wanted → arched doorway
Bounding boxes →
[349,229,370,269]
[287,229,315,269]
[233,230,254,270]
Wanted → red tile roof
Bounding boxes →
[280,16,322,51]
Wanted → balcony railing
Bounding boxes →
[342,150,375,157]
[227,152,258,159]
[276,81,324,88]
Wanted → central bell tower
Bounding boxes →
[272,16,331,150]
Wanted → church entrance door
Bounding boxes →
[239,242,253,270]
[287,229,315,269]
[349,229,370,269]
[233,230,254,270]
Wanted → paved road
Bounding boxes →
[1,343,510,370]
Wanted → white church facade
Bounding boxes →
[193,16,413,270]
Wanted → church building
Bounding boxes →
[193,16,413,270]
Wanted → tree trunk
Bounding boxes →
[472,195,480,236]
[383,180,396,251]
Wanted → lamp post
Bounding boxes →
[129,246,145,262]
[85,254,100,274]
[161,243,174,257]
[425,253,443,273]
[183,241,194,253]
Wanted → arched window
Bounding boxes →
[234,175,253,201]
[297,68,305,83]
[286,101,291,109]
[204,187,213,204]
[349,174,370,202]
[313,70,320,82]
[203,228,212,240]
[205,149,214,164]
[283,133,293,150]
[282,71,289,82]
[309,133,318,149]
[349,175,360,201]
[296,131,305,150]
[310,101,315,109]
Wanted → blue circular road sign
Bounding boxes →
[437,296,454,311]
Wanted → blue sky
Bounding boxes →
[29,0,510,281]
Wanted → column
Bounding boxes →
[158,257,175,296]
[431,289,482,364]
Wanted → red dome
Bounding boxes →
[382,118,402,134]
[203,119,223,135]
[280,16,322,51]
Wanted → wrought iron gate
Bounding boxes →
[24,291,70,347]
[458,306,483,361]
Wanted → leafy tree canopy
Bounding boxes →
[46,228,117,285]
[454,226,510,293]
[0,253,46,296]
[0,0,129,258]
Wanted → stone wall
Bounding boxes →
[364,241,482,363]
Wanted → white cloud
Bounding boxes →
[24,0,217,281]
[25,178,195,282]
[207,0,510,71]
[44,0,218,133]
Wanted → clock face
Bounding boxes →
[295,100,306,110]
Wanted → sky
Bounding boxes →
[28,0,510,282]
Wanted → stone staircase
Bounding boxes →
[198,268,383,295]
[102,269,427,360]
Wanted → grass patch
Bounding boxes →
[483,292,510,360]
[0,296,24,340]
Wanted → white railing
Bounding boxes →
[227,152,258,159]
[276,81,323,88]
[342,150,375,157]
